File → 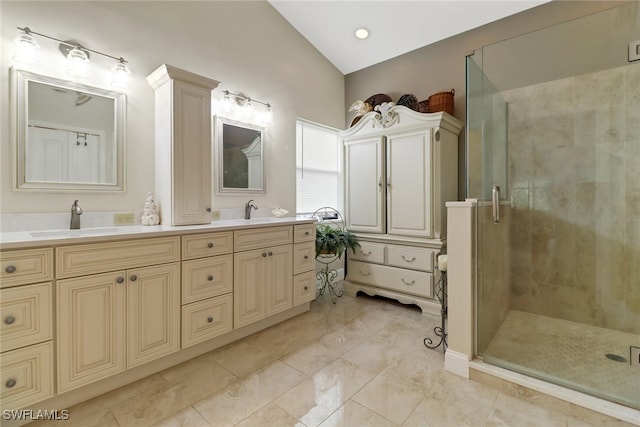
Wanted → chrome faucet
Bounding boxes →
[70,200,82,229]
[244,199,258,219]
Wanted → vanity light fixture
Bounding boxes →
[12,27,131,89]
[355,27,369,40]
[221,90,273,125]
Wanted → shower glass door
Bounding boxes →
[469,2,640,410]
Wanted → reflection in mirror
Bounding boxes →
[11,68,126,191]
[215,116,265,194]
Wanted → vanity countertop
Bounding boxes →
[0,217,316,250]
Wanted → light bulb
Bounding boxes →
[111,61,131,88]
[66,47,89,77]
[12,32,40,65]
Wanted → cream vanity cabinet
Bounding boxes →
[181,232,234,348]
[342,106,463,315]
[55,237,181,392]
[292,224,316,305]
[234,226,294,328]
[0,248,54,410]
[147,64,220,226]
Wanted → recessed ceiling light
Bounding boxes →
[354,28,369,40]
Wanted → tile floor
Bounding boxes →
[31,293,636,427]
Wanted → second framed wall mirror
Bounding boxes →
[215,116,265,194]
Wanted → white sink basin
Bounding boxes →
[216,217,287,225]
[30,227,131,238]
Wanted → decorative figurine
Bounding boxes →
[141,192,160,226]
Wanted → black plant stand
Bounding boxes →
[424,268,447,351]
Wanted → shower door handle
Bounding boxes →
[492,185,500,224]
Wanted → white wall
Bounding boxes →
[0,1,345,216]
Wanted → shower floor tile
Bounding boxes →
[483,310,640,410]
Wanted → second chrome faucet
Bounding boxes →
[70,200,83,229]
[244,199,258,219]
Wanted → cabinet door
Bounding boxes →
[265,245,293,316]
[127,263,180,368]
[57,271,126,393]
[172,80,211,225]
[344,136,385,233]
[234,250,265,328]
[387,130,433,238]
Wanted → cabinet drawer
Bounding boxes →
[293,241,315,275]
[182,232,233,260]
[293,270,316,305]
[387,245,435,272]
[0,341,53,410]
[347,260,432,298]
[349,242,384,264]
[0,248,53,289]
[234,226,292,252]
[294,224,315,243]
[0,283,52,353]
[56,237,180,278]
[182,255,233,304]
[181,294,233,348]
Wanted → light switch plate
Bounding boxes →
[114,213,134,225]
[629,40,640,62]
[631,346,640,368]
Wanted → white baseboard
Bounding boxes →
[445,349,470,378]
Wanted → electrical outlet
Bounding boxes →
[629,40,640,62]
[211,210,221,220]
[114,213,134,225]
[631,346,640,368]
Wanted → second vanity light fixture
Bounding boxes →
[221,90,273,125]
[12,26,131,89]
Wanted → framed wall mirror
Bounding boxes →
[11,68,126,192]
[215,116,265,194]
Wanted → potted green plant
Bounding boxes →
[315,224,360,259]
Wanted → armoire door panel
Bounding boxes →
[387,130,433,238]
[344,136,385,233]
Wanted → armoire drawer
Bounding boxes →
[293,241,315,275]
[182,254,233,304]
[349,242,384,264]
[181,294,233,348]
[0,283,52,353]
[182,232,233,260]
[347,260,433,298]
[56,237,180,278]
[0,248,53,289]
[234,226,293,252]
[0,341,53,410]
[386,245,435,272]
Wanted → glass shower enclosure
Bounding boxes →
[467,2,640,410]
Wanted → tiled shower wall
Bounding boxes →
[504,63,640,334]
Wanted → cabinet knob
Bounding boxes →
[304,231,310,235]
[207,316,214,323]
[262,252,267,257]
[268,251,273,256]
[401,278,416,286]
[208,243,214,248]
[401,255,416,263]
[206,208,212,212]
[4,265,16,274]
[5,378,16,388]
[303,286,308,291]
[304,255,309,260]
[130,275,138,282]
[4,315,16,325]
[116,277,125,284]
[207,275,214,281]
